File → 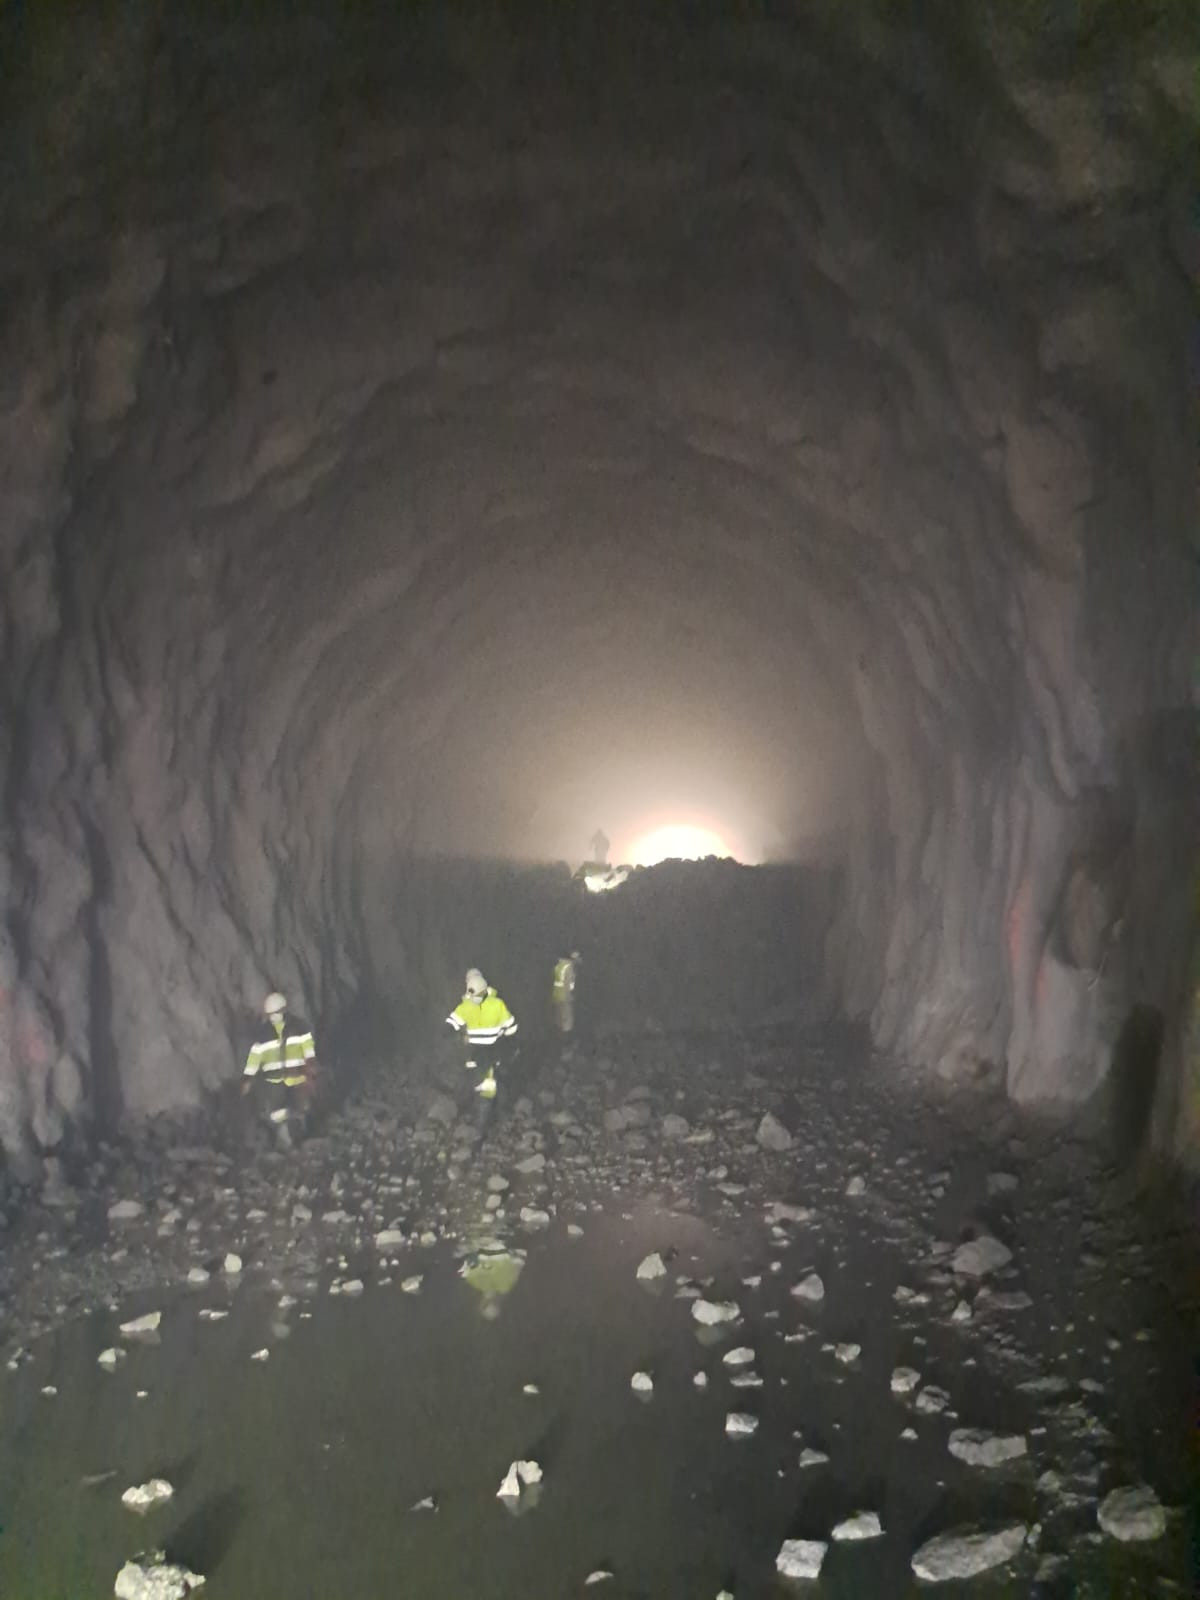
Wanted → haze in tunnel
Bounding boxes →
[0,0,1195,1183]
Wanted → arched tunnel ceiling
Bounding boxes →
[0,1,1196,1167]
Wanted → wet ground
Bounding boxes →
[0,1026,1193,1597]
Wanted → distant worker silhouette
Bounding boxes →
[590,828,610,866]
[552,950,581,1051]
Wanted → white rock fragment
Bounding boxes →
[120,1312,162,1337]
[693,1371,709,1390]
[497,1458,543,1501]
[832,1510,882,1541]
[374,1229,405,1249]
[631,1371,654,1393]
[692,1298,740,1326]
[845,1175,866,1196]
[661,1113,691,1139]
[911,1524,1026,1581]
[948,1429,1027,1468]
[108,1200,144,1221]
[725,1412,758,1438]
[722,1346,755,1368]
[513,1152,546,1174]
[834,1343,860,1365]
[636,1252,667,1281]
[764,1201,813,1224]
[186,1267,210,1286]
[585,1571,614,1585]
[519,1206,551,1227]
[114,1556,205,1598]
[401,1275,423,1294]
[98,1347,125,1370]
[223,1253,243,1276]
[756,1112,793,1151]
[250,1348,270,1362]
[950,1236,1012,1278]
[951,1299,972,1323]
[121,1478,175,1514]
[987,1172,1019,1195]
[197,1309,227,1323]
[890,1366,921,1394]
[340,1279,364,1297]
[1097,1484,1166,1543]
[914,1385,951,1415]
[791,1273,825,1302]
[775,1538,826,1579]
[798,1447,829,1468]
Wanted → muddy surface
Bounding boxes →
[0,1027,1193,1597]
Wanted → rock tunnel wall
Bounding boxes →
[0,2,1195,1177]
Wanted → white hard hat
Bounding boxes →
[465,969,487,998]
[264,991,287,1017]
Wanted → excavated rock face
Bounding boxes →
[0,3,1195,1173]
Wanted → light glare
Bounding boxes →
[627,824,732,866]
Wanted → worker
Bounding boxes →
[590,828,610,866]
[446,968,518,1135]
[241,991,317,1149]
[552,950,582,1045]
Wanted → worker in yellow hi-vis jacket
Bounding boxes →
[241,991,318,1149]
[446,969,518,1137]
[552,950,581,1048]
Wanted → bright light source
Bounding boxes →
[627,824,733,866]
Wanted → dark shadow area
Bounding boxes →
[167,1485,248,1577]
[1100,1003,1165,1172]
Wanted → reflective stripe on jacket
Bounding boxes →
[243,1016,315,1085]
[447,988,518,1045]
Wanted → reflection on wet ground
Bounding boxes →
[0,1032,1192,1597]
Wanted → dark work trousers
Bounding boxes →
[458,1044,507,1140]
[260,1079,308,1148]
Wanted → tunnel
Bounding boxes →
[0,0,1196,1186]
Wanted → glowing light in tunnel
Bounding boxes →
[627,824,734,866]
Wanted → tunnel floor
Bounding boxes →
[0,1028,1193,1597]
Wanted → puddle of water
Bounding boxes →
[0,1197,1188,1598]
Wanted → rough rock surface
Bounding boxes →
[1097,1484,1167,1543]
[911,1524,1027,1582]
[113,1557,205,1599]
[0,3,1193,1180]
[775,1538,827,1579]
[948,1428,1028,1468]
[0,1031,1190,1592]
[951,1236,1013,1278]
